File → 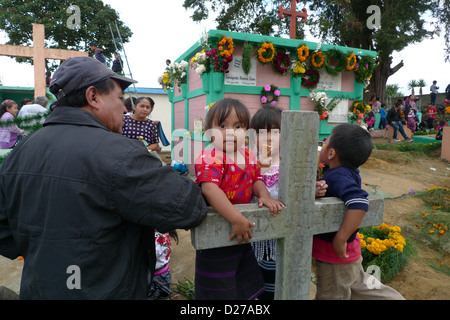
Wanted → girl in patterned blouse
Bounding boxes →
[249,104,327,300]
[122,97,160,152]
[194,98,284,300]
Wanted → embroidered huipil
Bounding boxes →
[251,162,279,261]
[195,148,263,204]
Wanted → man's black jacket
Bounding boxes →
[0,107,207,299]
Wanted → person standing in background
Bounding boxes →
[430,80,439,106]
[90,42,106,64]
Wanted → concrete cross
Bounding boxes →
[191,111,384,300]
[278,0,308,39]
[0,24,88,98]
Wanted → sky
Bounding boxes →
[0,0,449,97]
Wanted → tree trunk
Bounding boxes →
[364,58,404,105]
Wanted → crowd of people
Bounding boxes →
[0,96,50,149]
[365,88,449,142]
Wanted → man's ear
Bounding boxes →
[85,86,100,111]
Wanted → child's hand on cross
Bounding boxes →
[315,180,328,197]
[257,195,285,216]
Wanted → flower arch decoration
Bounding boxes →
[297,44,309,62]
[311,51,325,68]
[260,84,281,106]
[258,42,276,64]
[273,51,291,75]
[218,36,234,59]
[323,49,347,76]
[346,52,357,71]
[301,68,320,89]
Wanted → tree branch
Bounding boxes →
[389,60,404,77]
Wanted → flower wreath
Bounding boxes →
[355,55,376,83]
[301,68,320,89]
[261,84,281,105]
[258,42,275,64]
[346,52,357,71]
[297,44,309,62]
[273,51,291,75]
[311,51,325,68]
[218,36,234,59]
[323,49,347,76]
[349,100,370,122]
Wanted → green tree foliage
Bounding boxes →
[385,84,402,98]
[0,0,132,71]
[183,0,305,39]
[434,0,450,62]
[183,0,442,102]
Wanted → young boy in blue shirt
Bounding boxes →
[313,123,404,300]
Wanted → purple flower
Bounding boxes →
[274,89,280,97]
[261,96,267,103]
[264,85,271,92]
[271,101,277,106]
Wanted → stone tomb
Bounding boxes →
[168,29,377,171]
[441,126,450,161]
[191,111,384,300]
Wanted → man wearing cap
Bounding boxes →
[0,57,207,299]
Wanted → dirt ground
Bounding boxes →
[169,140,450,300]
[1,142,450,300]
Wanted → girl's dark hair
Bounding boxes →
[250,104,282,132]
[328,123,373,169]
[55,78,117,108]
[124,97,136,112]
[135,97,155,108]
[0,100,17,117]
[404,104,411,116]
[205,98,250,130]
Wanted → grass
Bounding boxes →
[374,141,442,156]
[363,141,449,281]
[410,187,450,276]
[173,277,195,300]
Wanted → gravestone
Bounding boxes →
[191,111,384,300]
[0,24,88,98]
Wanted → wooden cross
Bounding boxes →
[0,24,88,98]
[278,0,308,39]
[191,111,384,300]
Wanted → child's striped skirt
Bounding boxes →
[194,243,266,300]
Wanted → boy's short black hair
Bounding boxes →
[205,98,250,130]
[328,123,373,169]
[250,104,282,132]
